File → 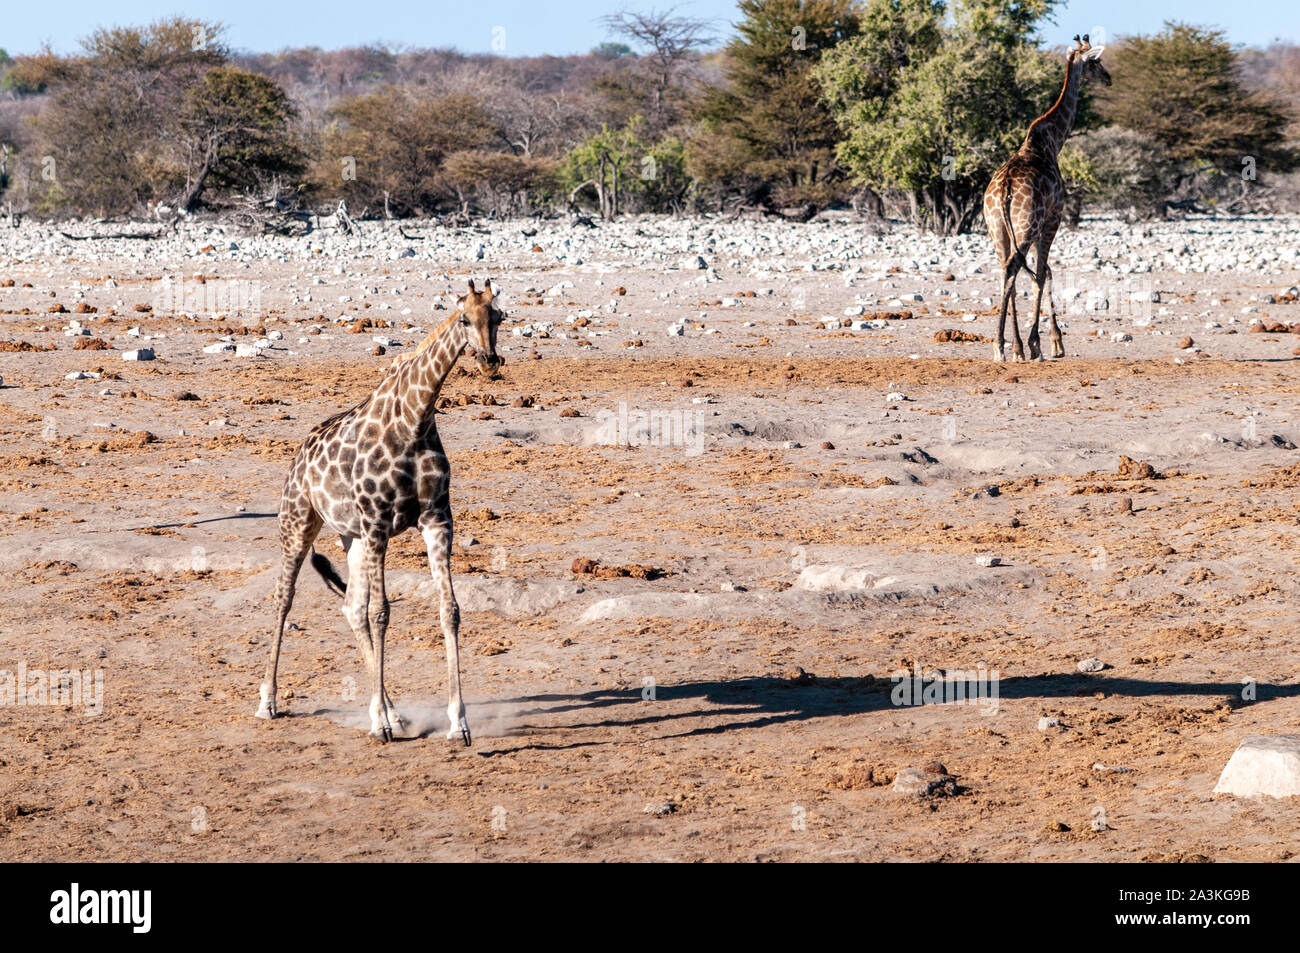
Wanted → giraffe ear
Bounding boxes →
[1085,45,1104,59]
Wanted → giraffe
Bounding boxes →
[983,34,1111,362]
[256,279,505,745]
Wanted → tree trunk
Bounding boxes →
[180,139,219,213]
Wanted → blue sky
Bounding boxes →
[2,1,1294,58]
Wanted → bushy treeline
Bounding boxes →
[0,1,1297,232]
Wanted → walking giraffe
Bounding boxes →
[256,279,505,745]
[983,34,1111,362]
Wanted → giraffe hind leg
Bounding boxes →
[995,252,1026,363]
[259,507,321,720]
[1046,265,1065,358]
[1009,246,1031,363]
[1028,254,1047,362]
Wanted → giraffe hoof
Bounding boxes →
[256,683,277,719]
[992,347,1005,363]
[447,717,472,746]
[370,726,393,744]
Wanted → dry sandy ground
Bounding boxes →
[0,214,1298,861]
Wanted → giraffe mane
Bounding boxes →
[1023,48,1081,150]
[385,305,464,375]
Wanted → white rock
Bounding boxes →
[975,555,1002,567]
[1038,717,1062,731]
[122,348,155,361]
[1214,735,1300,798]
[1077,657,1106,673]
[202,342,235,354]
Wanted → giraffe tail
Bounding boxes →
[310,550,347,596]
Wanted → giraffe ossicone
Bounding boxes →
[257,278,505,746]
[983,34,1111,362]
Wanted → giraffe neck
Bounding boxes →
[382,308,468,433]
[1024,54,1083,159]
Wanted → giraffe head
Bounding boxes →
[1072,34,1111,87]
[458,279,504,377]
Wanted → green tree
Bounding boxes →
[560,117,690,216]
[1099,22,1296,199]
[816,0,1075,234]
[175,66,304,210]
[691,0,859,211]
[27,18,238,215]
[1102,23,1294,168]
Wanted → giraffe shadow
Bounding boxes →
[473,673,1300,755]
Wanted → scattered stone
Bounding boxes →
[1093,763,1135,774]
[1038,717,1062,731]
[975,555,1002,567]
[892,766,959,798]
[1077,657,1106,673]
[1214,735,1300,798]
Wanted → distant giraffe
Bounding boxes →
[983,34,1111,362]
[257,279,505,745]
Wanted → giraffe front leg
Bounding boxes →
[422,519,470,746]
